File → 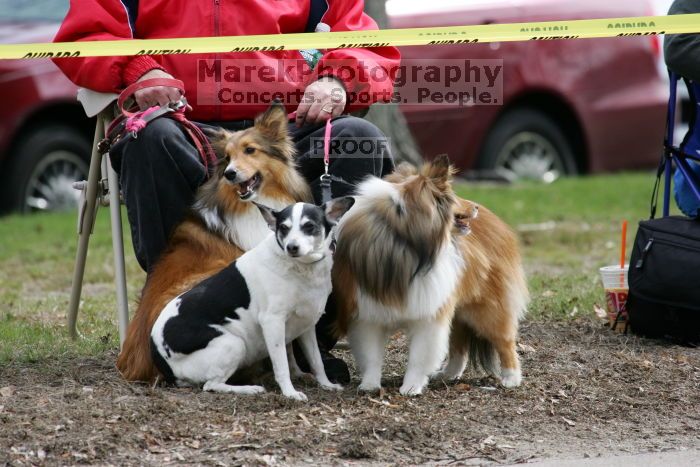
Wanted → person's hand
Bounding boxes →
[133,69,183,110]
[295,76,347,127]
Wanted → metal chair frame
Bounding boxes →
[661,72,700,217]
[67,89,129,347]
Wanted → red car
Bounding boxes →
[388,0,668,182]
[0,0,90,214]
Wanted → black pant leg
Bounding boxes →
[110,118,207,273]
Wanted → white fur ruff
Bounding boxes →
[355,240,464,326]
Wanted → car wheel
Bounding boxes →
[2,125,90,213]
[478,108,578,183]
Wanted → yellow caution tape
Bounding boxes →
[2,14,699,60]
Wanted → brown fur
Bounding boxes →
[450,198,528,375]
[116,102,311,382]
[334,155,529,378]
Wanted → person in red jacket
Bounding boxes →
[53,0,401,383]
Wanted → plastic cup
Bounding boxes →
[599,265,629,331]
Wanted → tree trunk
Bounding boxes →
[362,1,423,166]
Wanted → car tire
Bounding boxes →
[1,125,90,213]
[477,108,578,183]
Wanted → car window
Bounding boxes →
[0,0,69,22]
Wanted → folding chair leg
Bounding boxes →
[67,115,105,339]
[105,152,129,347]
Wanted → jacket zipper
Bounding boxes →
[214,0,222,120]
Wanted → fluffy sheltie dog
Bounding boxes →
[151,199,354,399]
[333,155,529,395]
[117,102,312,382]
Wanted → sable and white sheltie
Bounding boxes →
[117,102,312,382]
[333,155,529,395]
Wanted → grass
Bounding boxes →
[0,210,146,363]
[0,172,669,364]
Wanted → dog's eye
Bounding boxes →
[279,224,290,234]
[244,146,255,155]
[302,223,316,234]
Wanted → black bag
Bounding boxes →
[627,215,700,345]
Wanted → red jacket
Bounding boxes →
[53,0,400,121]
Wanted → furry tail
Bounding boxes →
[463,325,501,376]
[116,301,161,382]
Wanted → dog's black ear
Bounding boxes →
[253,202,278,231]
[323,196,355,226]
[254,99,288,142]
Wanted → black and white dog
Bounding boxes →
[150,197,355,400]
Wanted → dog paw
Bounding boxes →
[320,382,344,391]
[400,374,428,396]
[283,390,308,402]
[240,385,266,395]
[500,368,522,388]
[399,383,425,396]
[358,381,382,393]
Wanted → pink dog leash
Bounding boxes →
[287,111,341,253]
[288,112,334,203]
[320,117,333,203]
[124,106,161,134]
[101,78,218,177]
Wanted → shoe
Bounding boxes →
[293,342,350,385]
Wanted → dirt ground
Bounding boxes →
[2,319,699,466]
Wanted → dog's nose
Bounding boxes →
[286,243,299,255]
[224,169,237,181]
